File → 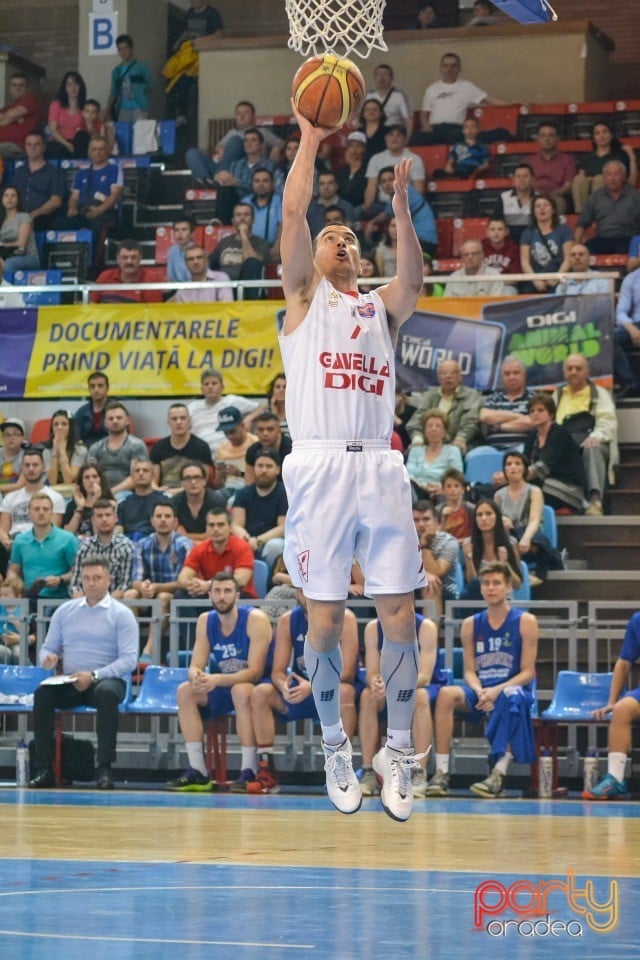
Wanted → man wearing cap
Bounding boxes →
[214,407,257,497]
[187,368,262,458]
[363,124,426,210]
[336,131,368,210]
[0,418,27,495]
[231,447,288,571]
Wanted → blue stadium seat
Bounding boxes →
[464,447,504,485]
[253,559,269,599]
[541,504,558,549]
[541,671,614,722]
[9,269,63,305]
[127,666,187,714]
[511,560,531,602]
[0,665,53,712]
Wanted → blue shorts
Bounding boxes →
[200,686,235,719]
[625,686,640,705]
[459,684,489,725]
[277,692,319,723]
[374,682,444,722]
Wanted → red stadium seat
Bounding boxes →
[413,145,449,177]
[155,225,205,264]
[30,418,51,445]
[202,224,235,255]
[435,219,453,258]
[264,262,284,299]
[451,217,490,257]
[472,104,519,138]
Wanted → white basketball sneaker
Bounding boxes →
[322,738,362,814]
[373,744,424,822]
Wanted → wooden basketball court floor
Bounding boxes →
[1,786,639,959]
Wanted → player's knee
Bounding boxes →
[414,687,428,708]
[231,682,253,710]
[176,680,193,706]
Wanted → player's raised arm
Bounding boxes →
[377,158,424,336]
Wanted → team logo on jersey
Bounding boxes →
[328,290,340,308]
[297,549,310,582]
[357,302,375,319]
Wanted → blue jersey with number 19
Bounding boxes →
[472,607,526,688]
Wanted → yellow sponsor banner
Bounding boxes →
[26,301,285,397]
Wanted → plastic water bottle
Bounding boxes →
[15,741,29,787]
[583,748,599,794]
[538,748,552,798]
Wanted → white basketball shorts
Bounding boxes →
[282,440,426,601]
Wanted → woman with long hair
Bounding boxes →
[267,372,288,434]
[62,463,114,537]
[46,70,88,159]
[43,409,88,488]
[375,215,398,278]
[572,120,637,213]
[519,193,573,293]
[358,98,387,161]
[461,498,522,598]
[0,185,39,274]
[494,450,564,585]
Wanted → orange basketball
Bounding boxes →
[292,53,366,129]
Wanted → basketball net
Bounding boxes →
[286,0,387,59]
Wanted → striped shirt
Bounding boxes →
[70,534,135,594]
[131,531,193,584]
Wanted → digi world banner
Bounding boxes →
[0,293,613,399]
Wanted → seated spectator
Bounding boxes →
[364,166,437,257]
[528,122,576,215]
[91,240,163,304]
[415,2,440,28]
[0,576,31,665]
[176,510,257,600]
[614,265,640,397]
[261,553,296,619]
[124,500,192,662]
[364,124,426,210]
[104,34,154,123]
[393,389,417,451]
[406,409,464,500]
[29,556,138,790]
[212,128,284,225]
[231,447,287,571]
[0,73,41,160]
[0,449,65,548]
[9,130,64,231]
[166,216,197,282]
[42,409,88,493]
[479,355,533,453]
[214,407,258,496]
[0,185,39,275]
[481,218,520,279]
[494,450,564,586]
[8,493,78,602]
[359,611,442,797]
[407,358,483,453]
[556,242,611,295]
[172,461,227,542]
[54,134,123,261]
[166,572,272,793]
[335,131,368,209]
[442,117,490,179]
[265,372,288,436]
[358,98,388,161]
[70,498,134,598]
[88,401,150,497]
[0,260,25,308]
[523,392,587,513]
[366,63,413,138]
[240,168,282,259]
[425,561,537,798]
[0,418,27,495]
[208,202,270,301]
[150,402,213,495]
[572,121,637,214]
[63,463,114,537]
[583,611,640,801]
[81,99,107,146]
[574,160,640,255]
[116,459,168,539]
[551,353,618,516]
[375,215,398,277]
[187,367,262,458]
[172,244,233,302]
[520,193,573,293]
[249,590,357,795]
[73,371,112,447]
[185,100,282,184]
[46,71,87,160]
[435,468,474,540]
[307,171,356,238]
[244,411,292,485]
[460,499,522,598]
[492,163,537,243]
[413,498,460,615]
[277,135,300,182]
[444,239,505,296]
[414,52,509,146]
[466,0,503,24]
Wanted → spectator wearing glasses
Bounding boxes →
[172,462,227,542]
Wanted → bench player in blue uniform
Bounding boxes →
[166,572,272,792]
[247,589,358,794]
[583,610,640,800]
[359,612,446,798]
[426,560,538,798]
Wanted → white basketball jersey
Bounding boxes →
[279,277,395,442]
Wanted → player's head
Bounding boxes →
[209,571,240,614]
[478,561,512,603]
[313,224,361,280]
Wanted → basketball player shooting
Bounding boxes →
[278,100,427,822]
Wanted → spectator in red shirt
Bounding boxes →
[529,122,576,215]
[482,217,521,286]
[91,240,163,303]
[0,73,41,159]
[177,509,256,598]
